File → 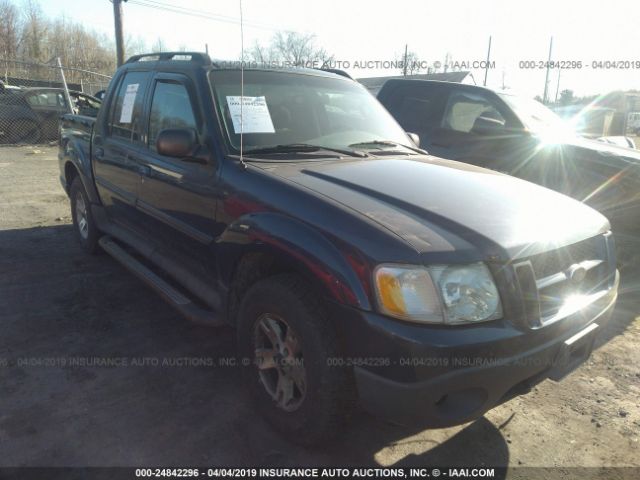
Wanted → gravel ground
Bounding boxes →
[0,146,638,475]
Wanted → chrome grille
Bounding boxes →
[515,235,612,327]
[527,236,601,279]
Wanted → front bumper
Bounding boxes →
[330,270,619,427]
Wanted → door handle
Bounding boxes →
[94,148,105,160]
[125,154,148,173]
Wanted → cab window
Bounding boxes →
[148,80,198,151]
[109,71,150,142]
[442,92,507,135]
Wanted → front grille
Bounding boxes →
[514,234,612,327]
[527,236,601,279]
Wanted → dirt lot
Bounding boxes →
[0,146,639,473]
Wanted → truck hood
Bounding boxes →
[260,156,610,259]
[565,135,640,165]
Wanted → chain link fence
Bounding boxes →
[0,58,112,144]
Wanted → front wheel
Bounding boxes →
[237,274,355,445]
[70,176,100,254]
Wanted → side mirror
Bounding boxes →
[407,132,420,147]
[156,128,197,158]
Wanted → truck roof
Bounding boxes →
[379,77,511,96]
[123,51,352,80]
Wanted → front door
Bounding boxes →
[134,73,220,286]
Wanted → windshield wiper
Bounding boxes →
[349,140,428,155]
[244,143,368,158]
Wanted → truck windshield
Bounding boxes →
[209,69,412,156]
[498,93,575,137]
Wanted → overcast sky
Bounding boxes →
[40,0,640,99]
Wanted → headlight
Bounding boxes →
[373,263,502,324]
[373,265,443,322]
[429,263,503,324]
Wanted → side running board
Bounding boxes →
[99,236,226,327]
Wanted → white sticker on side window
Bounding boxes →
[226,96,275,133]
[119,83,139,123]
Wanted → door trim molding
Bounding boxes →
[136,199,213,244]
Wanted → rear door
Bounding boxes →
[134,73,220,284]
[93,70,151,226]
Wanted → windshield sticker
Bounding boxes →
[226,96,275,134]
[119,83,139,123]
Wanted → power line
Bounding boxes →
[126,0,279,31]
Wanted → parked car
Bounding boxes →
[377,80,640,262]
[596,135,636,149]
[0,87,101,143]
[627,112,640,135]
[59,52,618,444]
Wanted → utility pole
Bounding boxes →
[483,36,492,86]
[403,44,408,76]
[113,0,126,67]
[543,36,553,104]
[554,68,561,104]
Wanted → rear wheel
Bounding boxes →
[70,176,100,254]
[237,274,355,445]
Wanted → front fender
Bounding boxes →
[217,212,372,310]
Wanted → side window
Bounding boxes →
[442,92,506,135]
[109,71,150,142]
[26,92,63,107]
[148,80,198,151]
[25,93,43,106]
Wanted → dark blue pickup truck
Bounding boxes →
[59,52,619,444]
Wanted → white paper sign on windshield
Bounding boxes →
[119,83,139,123]
[226,96,275,134]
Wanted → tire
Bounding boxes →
[13,118,41,144]
[237,274,355,445]
[70,176,100,254]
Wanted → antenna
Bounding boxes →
[238,0,247,169]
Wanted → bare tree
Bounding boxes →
[151,37,167,53]
[0,0,20,59]
[249,31,333,66]
[21,0,47,61]
[396,50,423,76]
[248,40,274,63]
[125,34,148,57]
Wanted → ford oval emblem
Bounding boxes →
[567,265,587,285]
